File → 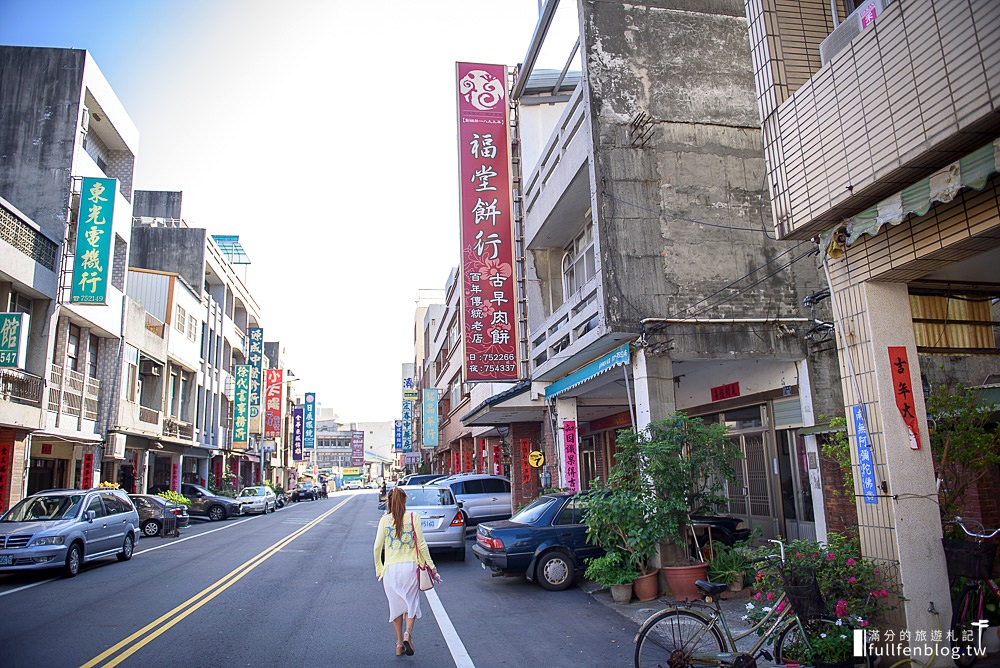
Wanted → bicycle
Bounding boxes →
[947,517,1000,667]
[633,539,838,668]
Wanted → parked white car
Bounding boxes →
[234,486,277,515]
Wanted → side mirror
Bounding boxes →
[86,510,96,523]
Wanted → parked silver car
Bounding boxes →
[398,484,466,560]
[432,474,512,526]
[0,488,140,577]
[234,486,277,515]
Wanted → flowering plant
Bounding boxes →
[98,481,121,489]
[744,533,892,664]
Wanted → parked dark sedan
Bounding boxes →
[291,482,318,502]
[472,492,602,591]
[129,494,190,537]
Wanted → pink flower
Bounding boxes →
[767,592,775,601]
[777,601,787,614]
[835,600,849,618]
[755,592,762,600]
[795,552,803,558]
[860,620,869,627]
[873,568,879,575]
[846,557,856,566]
[826,554,836,561]
[879,589,888,598]
[848,576,857,583]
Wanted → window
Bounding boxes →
[67,324,81,371]
[6,289,31,314]
[179,374,189,420]
[462,480,486,494]
[561,224,595,298]
[481,478,509,494]
[124,344,139,402]
[175,305,186,333]
[187,315,197,342]
[448,319,461,353]
[86,496,105,518]
[87,334,99,379]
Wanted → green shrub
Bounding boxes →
[158,490,190,507]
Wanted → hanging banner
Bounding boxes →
[463,447,472,472]
[394,420,403,451]
[563,419,579,493]
[292,407,304,461]
[304,392,316,449]
[233,364,251,447]
[0,439,12,513]
[81,452,94,489]
[247,328,264,419]
[0,313,28,368]
[453,450,461,474]
[456,62,519,383]
[520,438,531,488]
[422,388,439,448]
[887,346,921,450]
[493,443,502,475]
[264,369,283,439]
[71,177,116,304]
[351,430,364,466]
[852,405,879,504]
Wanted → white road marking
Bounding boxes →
[0,578,55,597]
[425,587,475,667]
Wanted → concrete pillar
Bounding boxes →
[632,348,676,430]
[555,397,578,489]
[835,280,951,648]
[796,359,829,542]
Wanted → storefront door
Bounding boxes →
[720,406,778,538]
[776,430,816,540]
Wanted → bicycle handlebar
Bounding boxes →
[951,516,1000,540]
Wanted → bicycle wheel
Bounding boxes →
[774,619,810,665]
[634,608,726,668]
[952,585,983,667]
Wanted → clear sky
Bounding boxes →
[0,0,580,422]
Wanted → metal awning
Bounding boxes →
[544,343,632,399]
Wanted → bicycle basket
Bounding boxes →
[782,566,826,621]
[942,538,997,580]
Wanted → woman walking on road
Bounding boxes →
[373,485,439,656]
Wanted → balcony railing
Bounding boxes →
[163,416,194,440]
[48,365,100,420]
[139,406,160,424]
[0,368,44,406]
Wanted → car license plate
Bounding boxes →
[421,519,435,530]
[0,555,12,566]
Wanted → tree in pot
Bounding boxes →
[584,550,641,604]
[584,413,741,601]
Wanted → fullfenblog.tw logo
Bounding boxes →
[854,623,989,661]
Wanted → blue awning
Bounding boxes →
[544,344,632,399]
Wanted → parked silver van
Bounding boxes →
[432,474,512,526]
[0,488,140,577]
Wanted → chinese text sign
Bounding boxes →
[422,388,439,448]
[563,420,579,493]
[887,346,921,450]
[233,365,251,447]
[456,62,519,382]
[72,177,116,304]
[852,405,879,504]
[264,369,283,439]
[304,392,315,449]
[292,407,303,461]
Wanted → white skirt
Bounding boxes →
[383,561,421,622]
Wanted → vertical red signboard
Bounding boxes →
[493,443,502,475]
[0,440,12,513]
[563,420,579,493]
[264,369,283,439]
[463,447,473,473]
[520,438,531,488]
[453,450,461,474]
[81,452,94,489]
[887,346,921,449]
[171,463,179,491]
[456,62,519,383]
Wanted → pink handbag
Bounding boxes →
[411,514,438,591]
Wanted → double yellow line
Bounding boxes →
[81,498,350,668]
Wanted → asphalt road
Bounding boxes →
[0,490,640,667]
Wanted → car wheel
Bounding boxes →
[117,534,135,562]
[207,505,226,521]
[142,519,161,537]
[536,550,574,591]
[64,543,82,578]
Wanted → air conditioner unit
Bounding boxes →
[819,0,888,65]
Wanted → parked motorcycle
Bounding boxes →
[275,493,287,509]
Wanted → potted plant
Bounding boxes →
[585,551,641,604]
[927,381,1000,578]
[708,543,749,592]
[584,413,741,602]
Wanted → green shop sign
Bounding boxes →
[0,312,28,367]
[71,177,117,304]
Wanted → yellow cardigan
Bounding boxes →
[373,510,435,581]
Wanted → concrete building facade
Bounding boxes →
[0,46,139,503]
[462,1,844,541]
[744,0,1000,645]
